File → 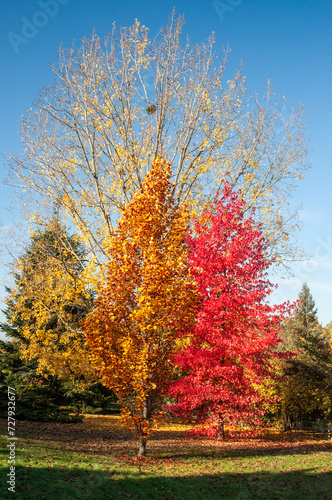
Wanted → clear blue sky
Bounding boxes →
[0,0,331,332]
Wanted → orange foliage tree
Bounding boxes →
[84,160,198,456]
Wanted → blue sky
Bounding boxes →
[0,0,331,332]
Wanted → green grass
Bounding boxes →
[1,416,331,499]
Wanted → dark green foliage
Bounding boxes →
[277,283,332,428]
[62,380,118,415]
[0,336,82,422]
[146,104,157,114]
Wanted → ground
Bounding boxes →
[0,415,331,499]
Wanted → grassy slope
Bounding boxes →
[1,415,331,499]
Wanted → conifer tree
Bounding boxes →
[278,283,332,428]
[7,219,94,381]
[0,220,108,421]
[0,285,73,422]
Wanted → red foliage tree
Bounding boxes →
[167,184,291,437]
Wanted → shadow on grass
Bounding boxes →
[0,466,332,500]
[156,438,332,461]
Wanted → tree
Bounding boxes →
[6,219,95,381]
[167,185,291,437]
[0,341,80,423]
[277,283,332,428]
[0,286,79,423]
[324,321,332,349]
[84,160,198,456]
[0,289,114,421]
[7,12,308,283]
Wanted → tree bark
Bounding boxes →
[217,418,225,440]
[138,438,147,457]
[137,397,152,456]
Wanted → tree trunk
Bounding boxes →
[138,438,147,457]
[137,397,152,457]
[217,417,225,439]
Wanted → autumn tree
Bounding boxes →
[323,321,332,349]
[0,308,78,422]
[6,219,95,382]
[84,160,198,456]
[277,284,332,428]
[167,185,291,437]
[7,12,308,285]
[0,278,113,421]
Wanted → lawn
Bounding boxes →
[1,415,331,499]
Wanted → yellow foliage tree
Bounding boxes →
[84,160,198,456]
[9,219,95,382]
[8,12,308,282]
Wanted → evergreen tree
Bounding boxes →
[0,220,115,420]
[0,284,76,422]
[277,283,332,428]
[7,219,93,380]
